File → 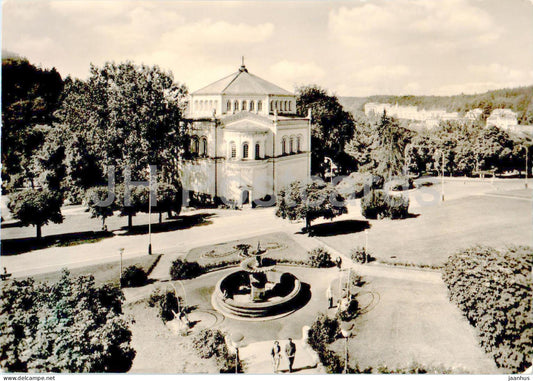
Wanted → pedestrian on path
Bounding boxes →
[271,341,281,373]
[285,338,296,373]
[326,285,333,308]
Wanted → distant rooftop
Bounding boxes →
[192,63,293,96]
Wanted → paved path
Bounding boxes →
[239,339,322,374]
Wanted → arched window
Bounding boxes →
[288,101,292,112]
[250,101,254,111]
[242,100,247,111]
[275,101,278,111]
[289,137,294,153]
[230,142,236,159]
[234,100,239,111]
[242,142,249,159]
[209,100,213,110]
[191,136,199,154]
[270,101,273,113]
[226,100,231,112]
[285,101,288,111]
[194,100,198,111]
[282,137,287,155]
[297,136,302,152]
[201,137,208,156]
[258,101,262,112]
[255,143,260,159]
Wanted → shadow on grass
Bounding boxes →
[1,220,23,229]
[303,220,371,237]
[1,230,115,256]
[120,213,215,236]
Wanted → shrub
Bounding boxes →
[148,288,180,322]
[170,258,204,280]
[442,246,532,372]
[308,313,339,347]
[121,265,148,287]
[308,248,334,268]
[384,177,414,192]
[361,189,409,219]
[336,172,384,199]
[0,270,135,372]
[192,329,243,373]
[350,247,369,264]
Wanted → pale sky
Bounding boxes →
[2,0,533,96]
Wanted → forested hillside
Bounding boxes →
[340,86,533,125]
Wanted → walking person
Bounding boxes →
[271,341,281,373]
[335,256,342,270]
[326,285,333,308]
[285,338,296,373]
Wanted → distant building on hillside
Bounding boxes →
[465,108,483,120]
[364,102,459,128]
[486,109,518,129]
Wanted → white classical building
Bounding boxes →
[180,63,311,206]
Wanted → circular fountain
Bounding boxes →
[211,255,304,320]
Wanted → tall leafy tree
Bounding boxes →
[296,85,356,174]
[1,57,63,190]
[56,62,189,185]
[276,181,347,236]
[7,189,64,238]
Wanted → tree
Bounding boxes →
[1,57,63,190]
[33,127,67,192]
[276,181,347,236]
[0,270,135,372]
[85,186,116,230]
[7,189,63,238]
[56,62,189,184]
[296,85,356,174]
[153,183,182,223]
[115,184,145,229]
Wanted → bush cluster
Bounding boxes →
[192,329,243,373]
[442,246,532,372]
[148,288,181,322]
[361,189,409,219]
[307,314,343,373]
[350,247,370,264]
[170,259,204,280]
[121,265,148,287]
[308,248,335,268]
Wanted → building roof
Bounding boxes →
[192,65,293,96]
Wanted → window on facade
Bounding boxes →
[258,101,262,112]
[194,100,198,111]
[242,101,247,111]
[275,101,278,111]
[191,137,199,154]
[230,142,236,158]
[282,137,287,155]
[270,101,273,112]
[297,136,301,152]
[255,143,260,159]
[289,137,294,153]
[243,142,249,159]
[288,101,292,111]
[250,101,254,111]
[201,137,208,156]
[234,101,239,111]
[227,100,231,112]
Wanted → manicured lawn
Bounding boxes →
[16,254,161,287]
[317,192,532,267]
[185,232,310,267]
[328,275,499,373]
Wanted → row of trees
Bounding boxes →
[343,111,531,179]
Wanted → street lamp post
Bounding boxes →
[340,322,354,374]
[119,248,124,287]
[441,151,445,201]
[524,146,529,189]
[230,333,245,374]
[148,165,152,255]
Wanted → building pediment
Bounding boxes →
[224,117,271,133]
